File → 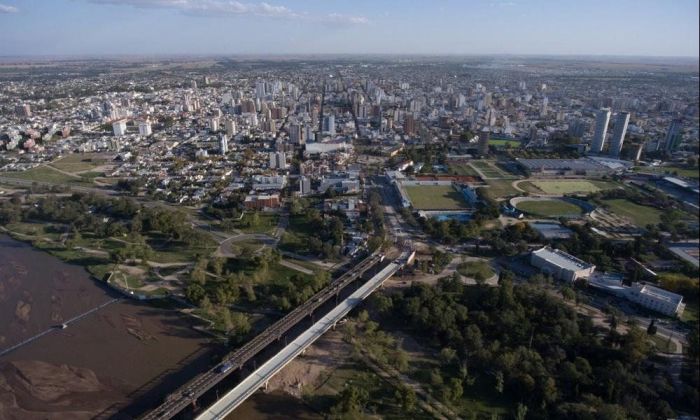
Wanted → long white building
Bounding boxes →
[625,283,685,317]
[530,246,595,282]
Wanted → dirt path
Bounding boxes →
[279,259,314,275]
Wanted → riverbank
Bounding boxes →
[0,234,221,418]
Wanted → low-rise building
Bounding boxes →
[244,193,280,210]
[530,246,595,282]
[625,283,685,317]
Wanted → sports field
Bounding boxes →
[470,161,515,179]
[602,199,663,227]
[521,179,618,195]
[489,139,521,148]
[404,185,468,210]
[516,199,584,217]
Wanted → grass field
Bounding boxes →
[404,185,468,210]
[516,199,584,217]
[489,138,521,148]
[2,166,95,186]
[521,179,619,195]
[233,212,279,234]
[482,179,520,199]
[50,153,110,174]
[448,163,479,177]
[470,160,516,179]
[602,199,663,227]
[457,260,495,281]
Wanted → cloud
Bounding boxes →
[87,0,368,24]
[0,3,18,13]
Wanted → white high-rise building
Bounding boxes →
[591,108,611,153]
[299,176,311,196]
[209,117,219,132]
[255,81,266,99]
[609,111,630,158]
[112,119,127,136]
[220,135,229,154]
[138,120,152,137]
[540,96,549,116]
[225,119,237,137]
[269,151,287,170]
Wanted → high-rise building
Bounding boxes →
[225,119,237,137]
[289,123,302,144]
[277,152,287,170]
[112,119,127,136]
[540,97,549,117]
[209,117,219,132]
[634,143,644,162]
[323,115,335,134]
[138,120,152,137]
[299,176,312,196]
[269,151,287,170]
[567,118,590,138]
[609,112,630,158]
[664,119,683,152]
[591,108,611,153]
[478,129,490,156]
[15,104,31,117]
[191,80,198,89]
[255,81,266,99]
[403,114,417,136]
[220,135,229,155]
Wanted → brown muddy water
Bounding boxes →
[0,235,216,419]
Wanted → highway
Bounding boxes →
[141,252,383,420]
[196,260,403,420]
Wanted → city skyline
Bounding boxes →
[0,0,698,57]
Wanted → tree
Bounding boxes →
[186,283,206,304]
[646,319,657,336]
[561,287,576,302]
[332,384,369,415]
[495,371,504,393]
[440,347,457,365]
[395,386,417,412]
[515,403,528,420]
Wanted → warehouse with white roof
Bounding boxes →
[530,246,596,282]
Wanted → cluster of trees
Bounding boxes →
[1,192,209,249]
[374,276,695,419]
[481,221,541,256]
[286,198,347,259]
[185,247,331,324]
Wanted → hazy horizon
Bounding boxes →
[0,0,698,58]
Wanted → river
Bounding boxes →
[0,235,217,419]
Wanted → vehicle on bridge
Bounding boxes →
[217,362,234,374]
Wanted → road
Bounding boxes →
[140,252,383,420]
[196,260,403,420]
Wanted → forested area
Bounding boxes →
[374,276,699,419]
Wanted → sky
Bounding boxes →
[0,0,698,57]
